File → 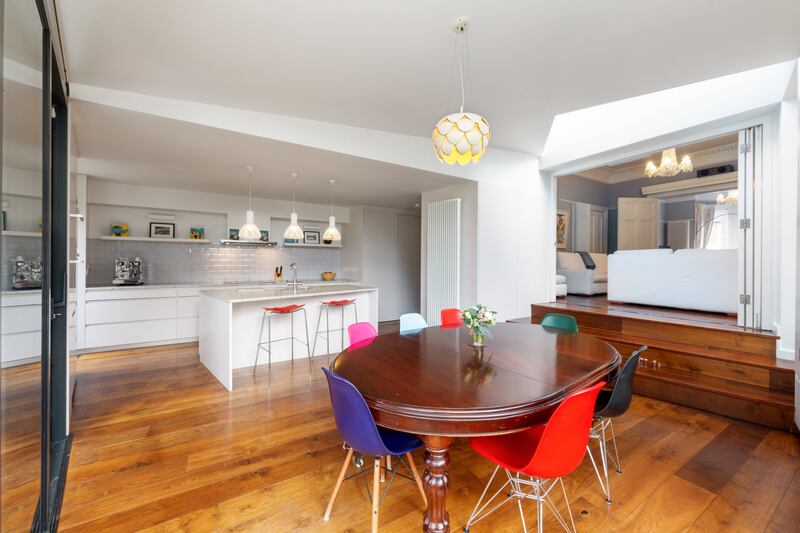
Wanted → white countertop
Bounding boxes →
[201,284,376,303]
[84,279,358,291]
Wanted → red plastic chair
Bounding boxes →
[440,308,462,327]
[463,381,605,533]
[347,322,378,347]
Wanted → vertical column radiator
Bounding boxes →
[426,198,461,325]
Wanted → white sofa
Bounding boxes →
[607,248,737,313]
[555,274,567,298]
[557,252,608,295]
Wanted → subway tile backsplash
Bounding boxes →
[86,239,340,287]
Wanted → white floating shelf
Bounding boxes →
[219,239,278,247]
[2,231,42,238]
[98,236,210,243]
[282,242,342,249]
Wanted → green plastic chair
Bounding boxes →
[540,312,579,332]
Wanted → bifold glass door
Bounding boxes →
[737,125,763,329]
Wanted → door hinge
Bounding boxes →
[739,142,751,154]
[739,294,752,305]
[739,218,751,229]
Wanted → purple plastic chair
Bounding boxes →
[347,321,378,347]
[321,367,427,530]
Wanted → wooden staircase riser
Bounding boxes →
[532,308,776,358]
[607,338,794,394]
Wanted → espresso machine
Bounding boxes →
[12,256,42,290]
[113,257,144,285]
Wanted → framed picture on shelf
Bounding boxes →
[190,227,205,239]
[228,228,240,240]
[111,223,129,237]
[259,230,270,242]
[556,209,569,249]
[149,222,175,239]
[303,230,320,244]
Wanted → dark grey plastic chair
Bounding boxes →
[586,345,647,503]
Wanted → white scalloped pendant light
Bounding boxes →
[432,17,491,166]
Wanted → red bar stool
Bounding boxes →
[312,299,358,362]
[252,303,311,379]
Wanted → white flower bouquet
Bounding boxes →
[460,304,497,346]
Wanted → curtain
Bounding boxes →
[694,203,716,249]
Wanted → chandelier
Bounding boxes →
[716,190,738,205]
[432,17,491,166]
[645,148,693,178]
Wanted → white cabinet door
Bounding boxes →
[86,298,177,324]
[363,210,400,321]
[617,198,659,250]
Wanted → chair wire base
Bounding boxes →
[463,465,576,533]
[586,417,621,503]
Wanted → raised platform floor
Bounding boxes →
[518,296,796,432]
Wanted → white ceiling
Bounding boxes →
[57,0,800,156]
[72,100,463,209]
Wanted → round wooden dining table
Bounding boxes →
[331,322,621,533]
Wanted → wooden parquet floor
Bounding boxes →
[43,341,800,532]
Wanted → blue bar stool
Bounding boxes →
[312,299,358,362]
[252,303,311,379]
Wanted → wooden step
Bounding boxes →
[632,365,795,432]
[532,303,778,358]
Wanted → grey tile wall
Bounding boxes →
[2,236,42,289]
[86,239,340,287]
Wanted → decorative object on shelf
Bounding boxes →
[113,257,143,285]
[12,256,42,290]
[645,147,693,178]
[190,227,205,239]
[304,230,320,245]
[556,209,570,249]
[284,172,304,240]
[111,223,129,237]
[460,303,497,347]
[37,216,43,233]
[321,271,336,281]
[274,266,283,283]
[1,210,6,231]
[283,238,299,244]
[716,189,738,205]
[239,165,262,241]
[323,179,342,244]
[259,230,270,242]
[228,228,240,240]
[149,222,175,239]
[432,17,491,166]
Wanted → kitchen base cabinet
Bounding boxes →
[85,320,178,349]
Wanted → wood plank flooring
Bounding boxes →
[28,339,800,532]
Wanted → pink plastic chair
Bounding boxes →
[347,322,378,347]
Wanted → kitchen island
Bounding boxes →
[199,284,378,390]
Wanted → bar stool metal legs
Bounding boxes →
[312,300,358,365]
[253,306,310,382]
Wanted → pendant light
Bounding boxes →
[432,17,491,166]
[284,172,304,240]
[323,179,342,243]
[238,165,261,241]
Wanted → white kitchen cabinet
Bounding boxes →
[86,320,178,348]
[1,292,42,367]
[86,297,177,324]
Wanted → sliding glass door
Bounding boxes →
[737,125,763,329]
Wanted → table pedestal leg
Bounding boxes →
[421,435,454,533]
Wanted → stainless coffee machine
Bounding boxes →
[12,256,42,290]
[113,257,144,285]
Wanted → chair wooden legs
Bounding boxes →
[380,456,386,482]
[405,452,427,506]
[323,447,354,521]
[372,457,381,533]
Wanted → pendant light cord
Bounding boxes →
[247,166,254,211]
[459,58,465,113]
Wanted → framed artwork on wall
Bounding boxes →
[556,209,570,249]
[303,230,320,244]
[149,222,175,239]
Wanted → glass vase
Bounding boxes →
[471,332,485,347]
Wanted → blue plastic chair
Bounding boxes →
[321,368,427,529]
[399,313,428,333]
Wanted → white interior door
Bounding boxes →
[363,210,400,321]
[589,207,607,253]
[396,214,421,315]
[617,197,659,250]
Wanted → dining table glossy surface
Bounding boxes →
[331,322,620,532]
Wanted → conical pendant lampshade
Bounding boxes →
[323,179,341,242]
[239,166,261,241]
[284,172,304,240]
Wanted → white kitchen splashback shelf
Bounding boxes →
[99,236,210,244]
[2,230,42,238]
[282,242,342,249]
[219,239,278,247]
